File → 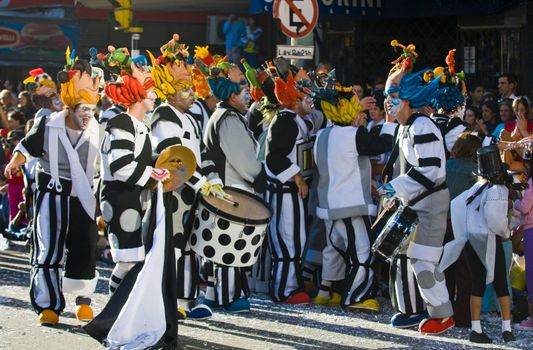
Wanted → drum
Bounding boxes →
[371,206,418,262]
[190,187,272,267]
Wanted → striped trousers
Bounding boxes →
[30,189,97,314]
[323,216,376,306]
[266,179,307,301]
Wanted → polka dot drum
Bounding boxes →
[190,187,272,267]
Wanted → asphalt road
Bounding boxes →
[1,241,533,350]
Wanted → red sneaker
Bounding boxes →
[283,291,311,305]
[419,317,455,335]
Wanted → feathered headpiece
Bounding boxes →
[148,33,192,101]
[385,40,442,109]
[300,69,361,125]
[428,49,467,113]
[23,68,57,96]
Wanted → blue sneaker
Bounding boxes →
[391,311,429,329]
[186,304,213,320]
[223,298,251,313]
[201,298,219,309]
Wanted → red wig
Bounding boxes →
[104,75,148,107]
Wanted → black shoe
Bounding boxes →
[469,331,492,344]
[502,331,516,342]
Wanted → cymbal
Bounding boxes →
[150,145,197,192]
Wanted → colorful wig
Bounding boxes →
[60,69,100,107]
[23,68,57,96]
[207,77,240,101]
[274,71,303,109]
[390,69,442,109]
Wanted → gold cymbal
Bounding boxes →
[150,145,197,192]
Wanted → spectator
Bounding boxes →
[242,17,263,68]
[480,100,502,138]
[464,106,481,131]
[500,99,515,124]
[0,89,17,112]
[223,14,246,63]
[352,82,366,101]
[6,110,25,131]
[468,84,485,109]
[498,74,518,101]
[17,90,35,120]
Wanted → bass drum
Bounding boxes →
[190,187,272,267]
[371,206,418,262]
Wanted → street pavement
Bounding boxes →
[1,241,532,350]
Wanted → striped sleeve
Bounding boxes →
[390,118,446,202]
[106,115,152,187]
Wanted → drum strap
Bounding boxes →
[408,181,447,206]
[266,176,298,194]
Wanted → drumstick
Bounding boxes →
[216,193,239,207]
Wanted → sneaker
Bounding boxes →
[329,292,342,306]
[223,298,250,313]
[517,317,533,330]
[390,311,429,329]
[347,298,381,314]
[186,304,213,320]
[39,309,59,326]
[469,331,492,343]
[419,317,455,335]
[502,331,516,342]
[201,298,219,309]
[177,308,187,322]
[312,295,330,306]
[283,291,311,305]
[75,304,94,322]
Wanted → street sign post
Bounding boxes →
[276,44,314,60]
[273,0,318,39]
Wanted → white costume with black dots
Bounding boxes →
[100,112,153,293]
[150,102,221,303]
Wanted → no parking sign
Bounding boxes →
[273,0,318,39]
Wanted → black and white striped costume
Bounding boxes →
[187,98,211,136]
[150,102,221,305]
[264,108,311,301]
[384,113,453,319]
[17,110,99,314]
[313,123,395,307]
[203,101,266,306]
[100,113,153,293]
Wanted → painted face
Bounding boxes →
[51,93,63,112]
[171,86,194,112]
[141,88,157,112]
[385,93,403,117]
[73,103,96,130]
[239,86,251,106]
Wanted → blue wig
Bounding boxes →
[207,77,241,101]
[396,69,442,109]
[431,85,465,112]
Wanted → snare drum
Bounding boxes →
[189,187,272,267]
[371,206,418,262]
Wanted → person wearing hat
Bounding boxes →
[201,56,266,313]
[380,41,454,334]
[312,82,394,313]
[4,59,101,326]
[441,145,518,343]
[148,34,224,320]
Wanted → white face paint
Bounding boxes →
[52,94,63,112]
[141,88,156,112]
[385,94,402,117]
[73,104,96,130]
[239,87,251,106]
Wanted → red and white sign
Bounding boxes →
[0,27,19,47]
[273,0,318,39]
